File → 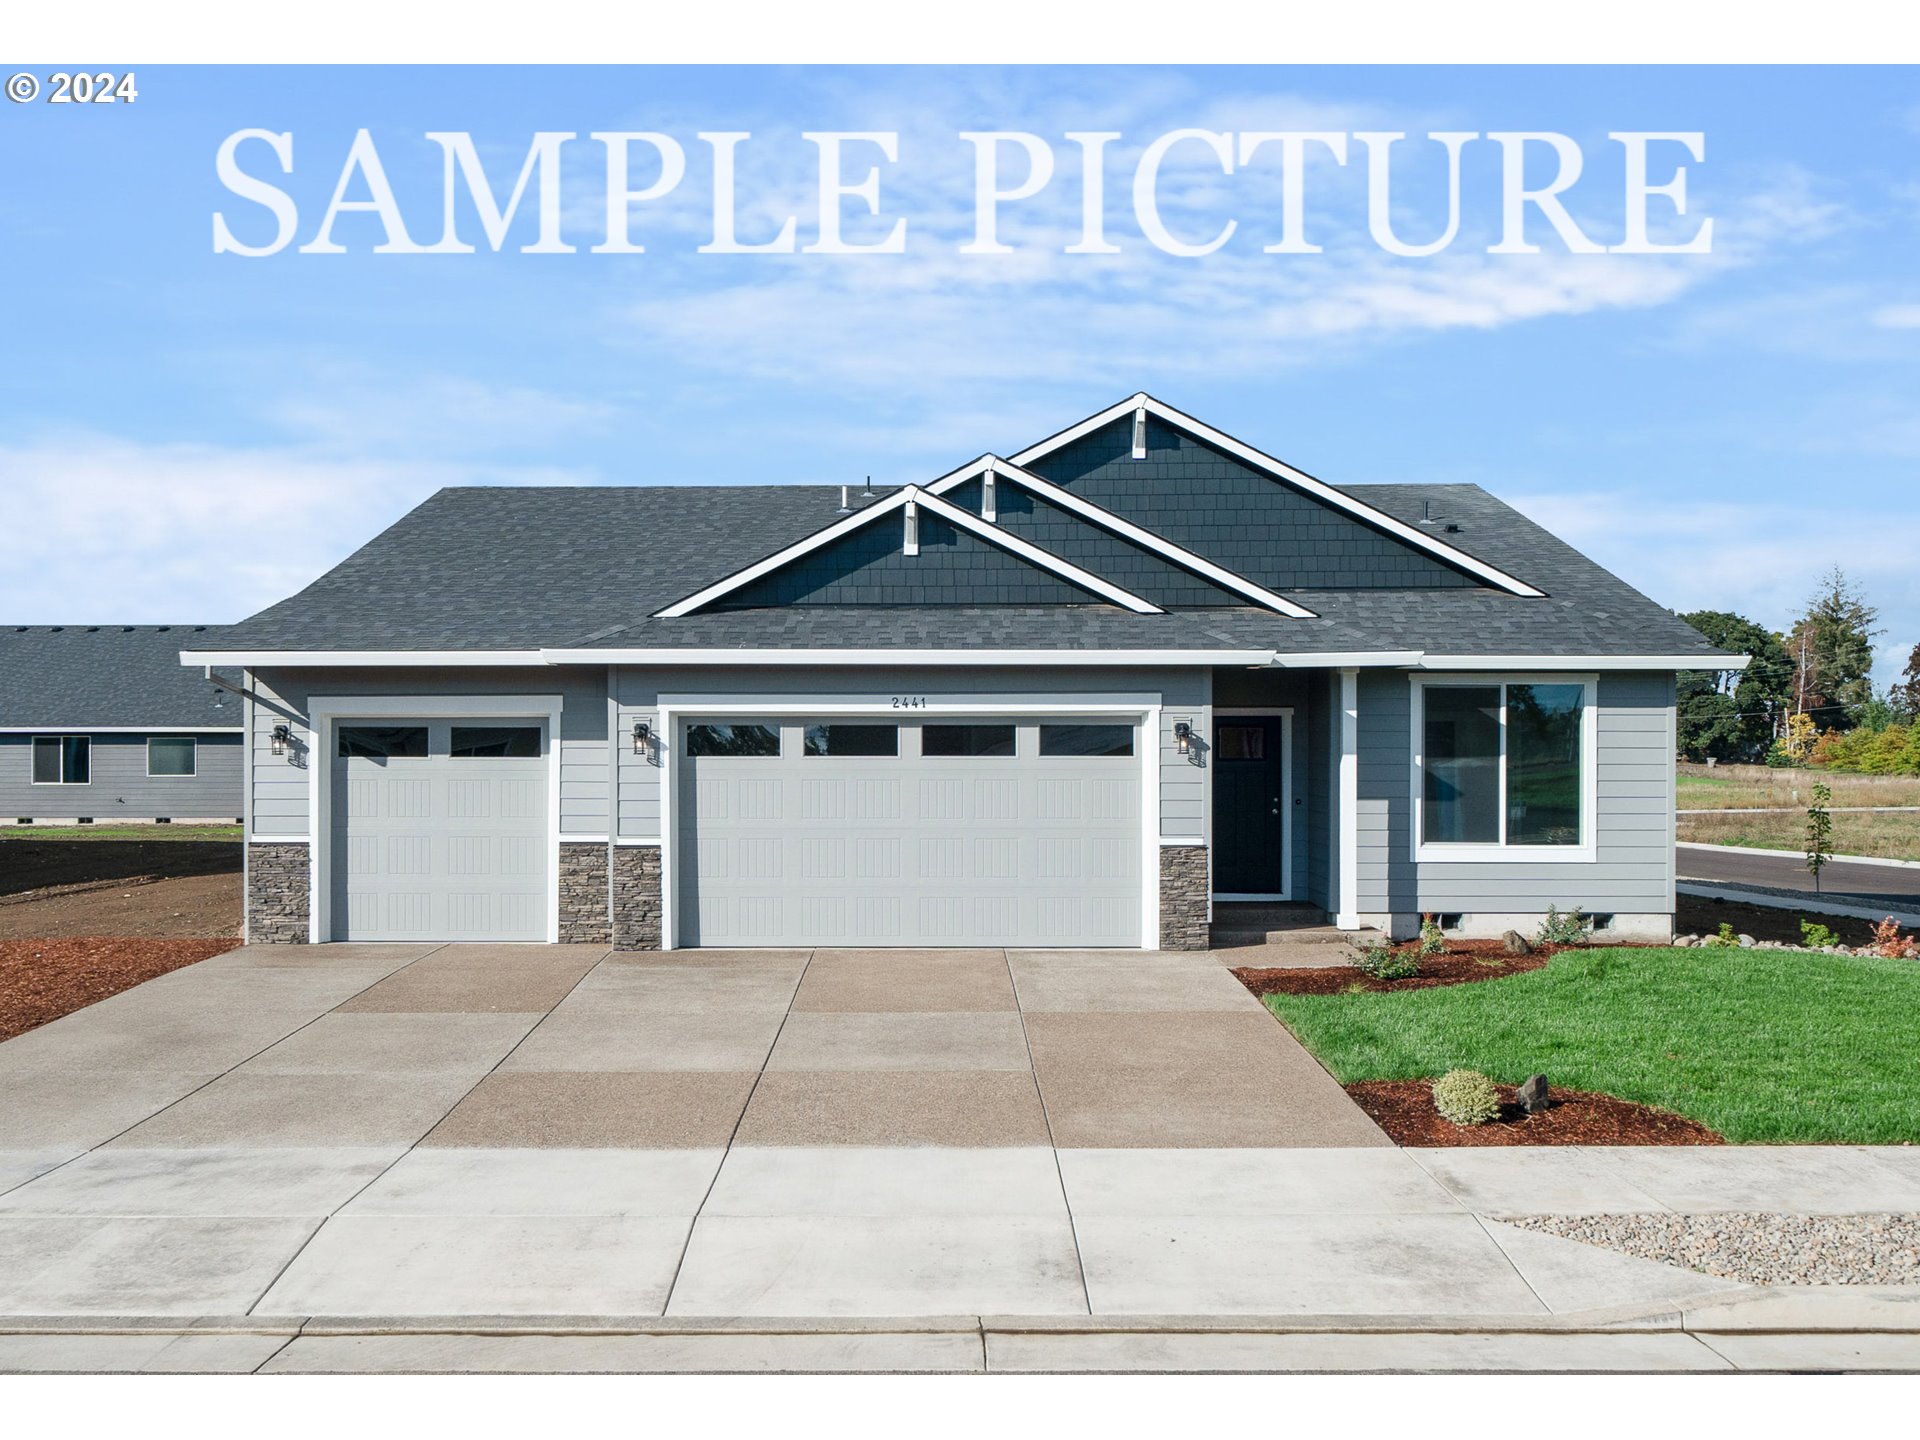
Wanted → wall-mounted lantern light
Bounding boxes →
[633,720,651,754]
[270,723,292,757]
[1173,720,1192,754]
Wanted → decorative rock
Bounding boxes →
[1738,933,1757,947]
[1517,1073,1550,1114]
[1501,929,1533,955]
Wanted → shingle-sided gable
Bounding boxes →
[942,475,1248,608]
[1024,414,1483,591]
[713,507,1119,608]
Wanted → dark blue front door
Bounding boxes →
[1213,716,1288,895]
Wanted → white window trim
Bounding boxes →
[1210,707,1293,902]
[924,455,1316,618]
[1409,673,1599,865]
[146,735,198,779]
[1010,393,1549,599]
[653,485,1163,618]
[29,734,92,786]
[305,694,564,944]
[655,692,1163,951]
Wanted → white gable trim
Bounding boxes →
[1010,394,1548,600]
[927,455,1316,618]
[653,483,1164,618]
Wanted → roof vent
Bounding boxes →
[1131,404,1148,459]
[1419,499,1437,525]
[860,474,875,499]
[1444,522,1461,534]
[903,495,920,556]
[982,460,997,522]
[837,485,851,514]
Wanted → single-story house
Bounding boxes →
[182,394,1744,949]
[2,625,244,825]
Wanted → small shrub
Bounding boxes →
[1417,913,1446,958]
[1431,1069,1501,1126]
[1866,917,1920,960]
[1350,935,1420,981]
[1800,919,1841,950]
[1703,921,1741,949]
[1536,904,1593,948]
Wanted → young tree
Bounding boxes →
[1893,642,1920,723]
[1786,568,1881,732]
[1805,782,1833,892]
[1676,610,1792,760]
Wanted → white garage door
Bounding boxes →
[329,719,548,942]
[677,717,1143,947]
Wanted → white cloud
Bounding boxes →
[1508,490,1920,688]
[0,433,591,624]
[1870,302,1920,329]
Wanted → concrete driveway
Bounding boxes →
[3,941,1917,1365]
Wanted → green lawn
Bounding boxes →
[1265,947,1920,1144]
[0,824,241,842]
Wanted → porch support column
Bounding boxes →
[1334,666,1361,929]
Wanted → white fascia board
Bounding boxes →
[178,650,547,667]
[0,725,245,734]
[543,648,1276,667]
[908,487,1162,614]
[652,488,916,618]
[1011,394,1549,600]
[655,483,1164,618]
[927,457,1316,619]
[1419,654,1750,671]
[1270,651,1426,668]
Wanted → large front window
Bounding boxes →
[1418,680,1590,853]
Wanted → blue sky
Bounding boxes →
[3,64,1917,684]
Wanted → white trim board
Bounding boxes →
[1010,393,1548,599]
[653,484,1164,618]
[924,455,1314,617]
[0,726,244,734]
[546,648,1272,667]
[1678,841,1920,873]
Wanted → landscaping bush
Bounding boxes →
[1536,904,1593,947]
[1866,918,1920,961]
[1431,1068,1501,1125]
[1351,935,1420,981]
[1704,921,1741,949]
[1417,914,1446,958]
[1801,919,1841,950]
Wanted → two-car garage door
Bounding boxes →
[677,717,1144,947]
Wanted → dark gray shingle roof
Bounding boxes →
[0,626,239,728]
[198,473,1734,664]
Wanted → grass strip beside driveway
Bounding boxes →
[1264,947,1920,1145]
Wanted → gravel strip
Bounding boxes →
[1504,1213,1920,1286]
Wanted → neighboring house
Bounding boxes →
[1,625,244,825]
[182,394,1745,949]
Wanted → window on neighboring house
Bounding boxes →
[31,735,90,785]
[147,736,197,777]
[1417,680,1590,853]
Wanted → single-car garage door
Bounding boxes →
[330,719,548,942]
[677,717,1142,947]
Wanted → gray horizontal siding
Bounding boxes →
[613,664,1209,843]
[1355,670,1676,916]
[244,666,610,840]
[0,732,242,821]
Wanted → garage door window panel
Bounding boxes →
[922,723,1016,757]
[687,723,780,757]
[450,724,542,758]
[1039,723,1134,757]
[338,725,429,760]
[804,723,898,757]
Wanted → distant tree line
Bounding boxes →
[1676,567,1920,773]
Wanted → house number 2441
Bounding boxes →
[889,696,928,709]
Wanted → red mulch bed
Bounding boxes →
[1235,941,1554,996]
[1348,1079,1725,1146]
[0,937,242,1043]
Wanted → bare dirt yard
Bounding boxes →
[0,836,244,1037]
